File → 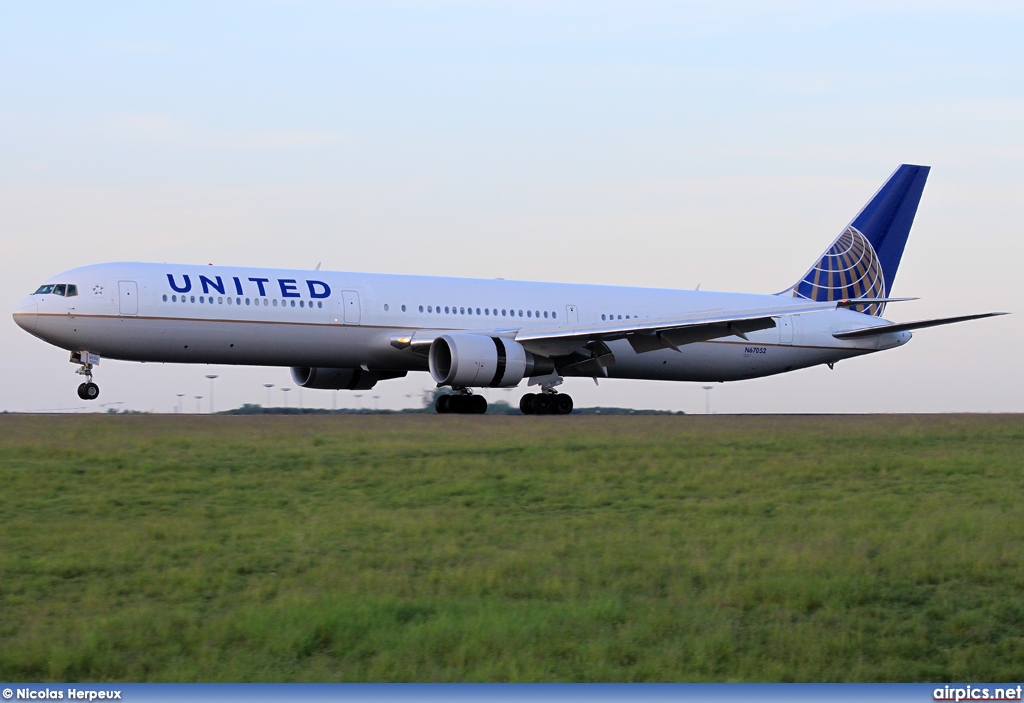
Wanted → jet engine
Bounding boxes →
[290,366,407,391]
[428,334,554,388]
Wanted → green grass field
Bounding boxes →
[1,413,1022,682]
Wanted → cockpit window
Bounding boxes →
[31,283,77,296]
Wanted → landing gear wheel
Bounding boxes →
[519,393,535,415]
[533,394,552,414]
[554,394,574,415]
[77,383,88,400]
[470,395,487,414]
[435,395,451,414]
[81,382,99,401]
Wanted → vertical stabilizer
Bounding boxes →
[789,164,930,315]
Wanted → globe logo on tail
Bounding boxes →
[793,226,886,316]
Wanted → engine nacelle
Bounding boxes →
[428,334,554,388]
[290,367,406,391]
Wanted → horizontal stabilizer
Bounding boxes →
[832,312,1007,340]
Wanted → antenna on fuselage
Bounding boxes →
[315,262,322,271]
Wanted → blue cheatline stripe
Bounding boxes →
[1,683,1018,702]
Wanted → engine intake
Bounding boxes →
[428,334,553,388]
[290,367,406,391]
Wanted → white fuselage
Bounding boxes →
[12,262,910,384]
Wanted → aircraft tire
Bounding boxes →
[470,395,487,414]
[555,394,574,415]
[77,383,88,400]
[519,394,535,415]
[533,394,552,414]
[435,395,451,414]
[83,382,100,401]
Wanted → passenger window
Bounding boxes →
[190,296,196,303]
[543,311,548,318]
[402,304,407,312]
[317,301,323,308]
[163,294,168,302]
[219,297,224,304]
[200,296,205,303]
[518,310,523,317]
[460,307,465,314]
[171,295,177,302]
[527,310,532,317]
[384,304,390,311]
[246,298,251,306]
[485,308,490,315]
[299,300,304,308]
[272,299,278,307]
[552,311,557,319]
[602,314,606,320]
[66,285,78,297]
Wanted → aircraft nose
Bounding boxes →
[12,296,37,333]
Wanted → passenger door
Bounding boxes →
[778,315,795,345]
[342,290,361,325]
[118,281,138,316]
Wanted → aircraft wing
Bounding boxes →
[832,312,1008,340]
[513,298,908,357]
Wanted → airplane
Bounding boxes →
[11,164,1006,415]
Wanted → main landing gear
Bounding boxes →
[520,391,573,415]
[435,391,487,414]
[71,350,100,401]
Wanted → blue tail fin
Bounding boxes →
[790,164,930,315]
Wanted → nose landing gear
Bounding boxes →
[71,351,100,401]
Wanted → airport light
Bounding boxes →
[281,387,291,408]
[354,394,363,411]
[373,395,380,411]
[702,386,714,415]
[176,393,185,414]
[205,375,219,414]
[194,395,203,414]
[263,384,274,408]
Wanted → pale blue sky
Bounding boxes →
[2,2,1021,413]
